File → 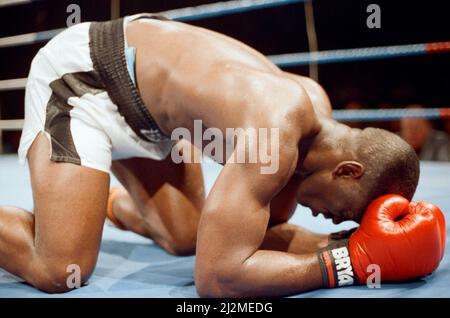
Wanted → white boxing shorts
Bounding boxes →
[19,14,175,173]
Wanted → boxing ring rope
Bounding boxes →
[2,108,449,131]
[0,0,37,8]
[333,108,450,122]
[269,42,450,66]
[163,0,304,21]
[0,0,304,48]
[0,78,27,91]
[0,28,63,49]
[0,119,24,130]
[1,41,449,92]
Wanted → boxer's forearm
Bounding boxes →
[261,223,329,254]
[225,250,324,297]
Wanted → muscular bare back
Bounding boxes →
[126,18,313,137]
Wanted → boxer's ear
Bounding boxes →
[332,161,364,179]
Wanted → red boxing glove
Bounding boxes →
[318,194,446,288]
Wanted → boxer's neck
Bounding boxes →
[297,118,361,174]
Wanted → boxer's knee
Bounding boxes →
[162,227,197,256]
[141,203,199,256]
[30,256,96,294]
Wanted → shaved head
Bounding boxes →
[356,127,420,203]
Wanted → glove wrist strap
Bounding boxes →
[317,240,359,288]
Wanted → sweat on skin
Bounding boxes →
[171,119,280,174]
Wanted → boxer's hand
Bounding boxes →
[328,227,357,242]
[318,194,446,288]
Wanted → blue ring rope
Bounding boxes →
[333,108,448,122]
[166,0,304,21]
[269,44,428,67]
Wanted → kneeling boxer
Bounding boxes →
[0,13,445,296]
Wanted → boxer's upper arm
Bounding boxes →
[195,136,299,292]
[269,176,301,225]
[191,65,320,295]
[283,72,333,118]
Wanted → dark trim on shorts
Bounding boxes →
[45,72,106,165]
[89,16,169,144]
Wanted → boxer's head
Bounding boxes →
[297,121,419,224]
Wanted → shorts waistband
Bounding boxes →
[89,17,168,143]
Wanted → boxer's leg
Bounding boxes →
[110,154,204,256]
[0,133,109,293]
